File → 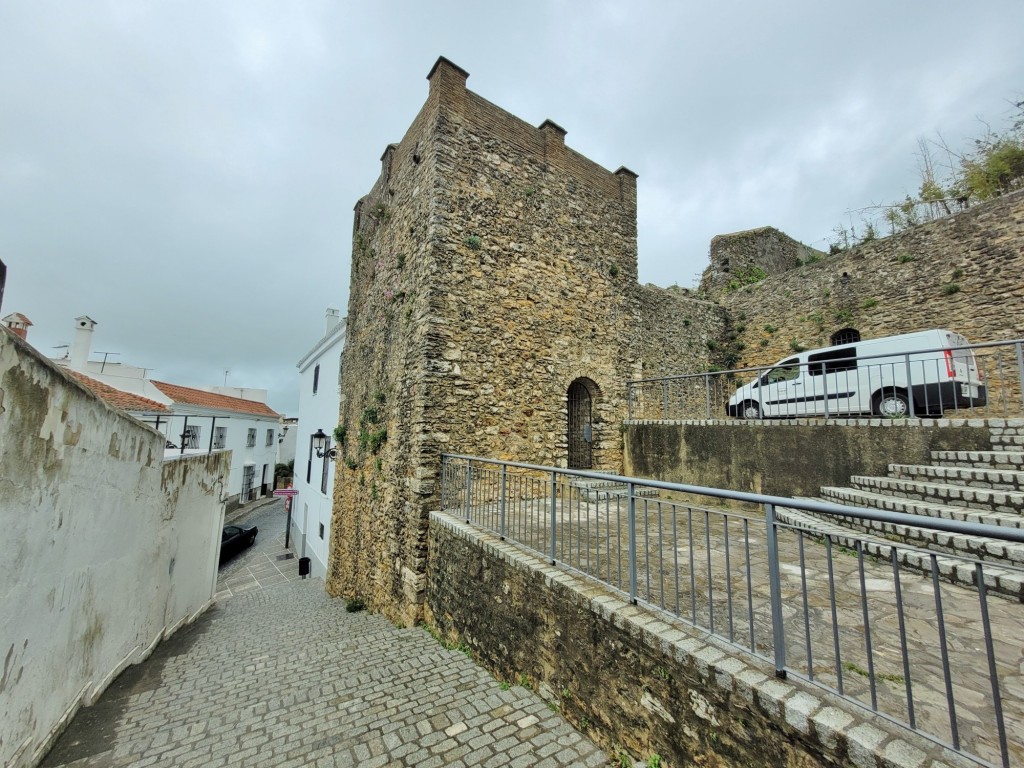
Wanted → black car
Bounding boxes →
[220,524,258,565]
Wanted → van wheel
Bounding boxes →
[873,390,909,418]
[740,401,762,420]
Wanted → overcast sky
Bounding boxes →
[2,1,1022,415]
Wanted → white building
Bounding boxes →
[54,316,282,511]
[292,308,345,580]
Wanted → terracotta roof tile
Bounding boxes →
[151,380,280,418]
[69,371,171,413]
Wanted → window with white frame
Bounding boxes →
[182,424,200,449]
[246,428,256,447]
[213,426,227,449]
[265,428,274,446]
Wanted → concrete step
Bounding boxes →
[888,463,1024,492]
[932,449,1024,471]
[777,505,1024,601]
[848,475,1024,514]
[819,486,1024,530]
[568,478,659,502]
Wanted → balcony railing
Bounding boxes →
[441,454,1024,768]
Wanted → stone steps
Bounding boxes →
[887,462,1024,492]
[776,506,1024,601]
[569,478,659,502]
[931,449,1024,470]
[815,488,1024,567]
[819,486,1024,530]
[848,475,1024,514]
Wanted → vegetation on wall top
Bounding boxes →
[831,97,1024,252]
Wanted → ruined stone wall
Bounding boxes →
[712,189,1024,371]
[329,58,641,624]
[700,226,826,295]
[637,284,726,378]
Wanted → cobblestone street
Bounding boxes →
[41,500,609,768]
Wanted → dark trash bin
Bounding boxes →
[299,557,311,578]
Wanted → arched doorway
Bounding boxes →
[567,379,595,469]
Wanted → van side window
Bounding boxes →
[807,347,858,376]
[764,359,801,383]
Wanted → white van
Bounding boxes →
[726,329,987,419]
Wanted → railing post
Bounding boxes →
[549,471,558,564]
[822,370,829,418]
[704,374,712,420]
[765,502,787,678]
[499,465,507,540]
[903,353,915,416]
[627,481,637,604]
[464,458,472,524]
[662,380,668,419]
[441,455,448,510]
[1016,342,1024,411]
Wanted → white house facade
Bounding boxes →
[292,308,345,580]
[53,316,281,511]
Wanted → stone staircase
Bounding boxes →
[569,477,660,503]
[777,425,1024,600]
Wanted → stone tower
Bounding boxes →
[328,57,641,624]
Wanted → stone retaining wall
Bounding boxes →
[623,418,997,499]
[427,512,974,768]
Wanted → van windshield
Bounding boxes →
[763,358,800,384]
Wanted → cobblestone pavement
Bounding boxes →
[41,501,610,768]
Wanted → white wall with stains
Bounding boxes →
[0,330,229,768]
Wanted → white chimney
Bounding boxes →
[326,308,340,334]
[69,315,97,371]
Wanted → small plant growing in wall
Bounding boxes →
[333,424,347,446]
[835,309,853,324]
[345,457,358,470]
[345,596,366,612]
[790,339,807,353]
[608,263,620,278]
[369,202,390,221]
[861,297,879,310]
[397,253,406,269]
[465,235,482,250]
[942,283,961,295]
[763,324,777,334]
[897,252,916,263]
[951,267,964,280]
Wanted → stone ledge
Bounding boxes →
[428,510,979,768]
[624,417,1011,428]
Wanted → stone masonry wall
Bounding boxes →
[710,189,1024,371]
[701,226,826,295]
[428,512,967,768]
[637,284,727,378]
[329,58,641,624]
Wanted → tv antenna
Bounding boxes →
[94,351,120,373]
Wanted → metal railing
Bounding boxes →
[440,454,1024,768]
[627,339,1024,421]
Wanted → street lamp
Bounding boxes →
[312,428,337,460]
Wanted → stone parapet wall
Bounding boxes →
[623,418,995,499]
[428,512,971,768]
[714,189,1024,370]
